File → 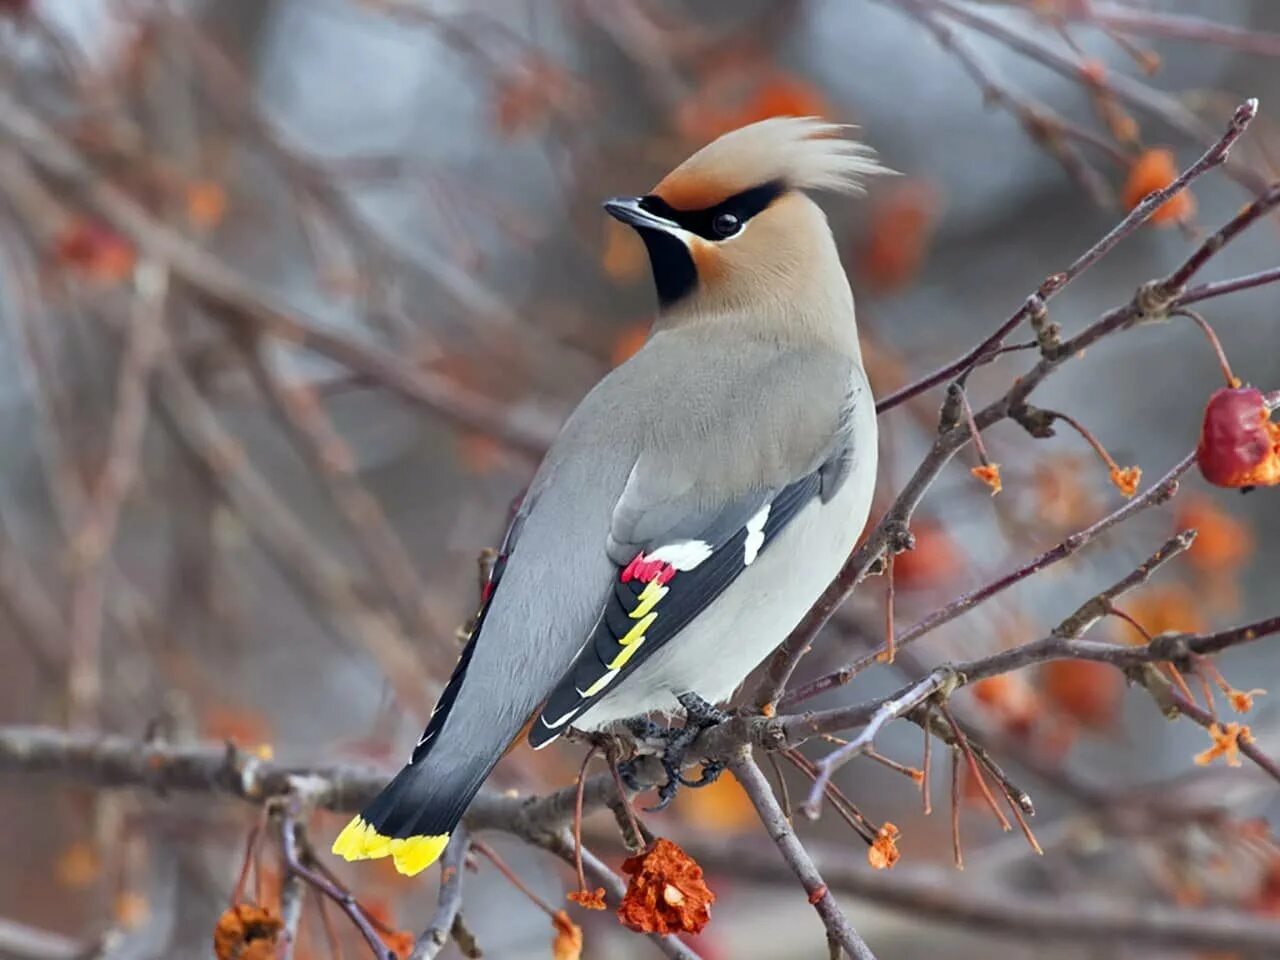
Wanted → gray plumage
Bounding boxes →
[334,117,885,876]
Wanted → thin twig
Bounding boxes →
[409,826,470,960]
[870,96,1258,415]
[65,262,168,729]
[801,670,955,818]
[279,800,395,960]
[782,453,1194,708]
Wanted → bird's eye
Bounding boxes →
[712,212,741,238]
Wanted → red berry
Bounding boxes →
[1196,387,1280,488]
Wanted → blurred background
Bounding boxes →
[1,1,1278,958]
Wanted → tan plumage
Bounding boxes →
[646,118,890,355]
[653,117,890,207]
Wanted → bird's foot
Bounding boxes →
[678,759,724,789]
[677,691,731,726]
[643,693,729,812]
[645,724,701,812]
[613,716,668,791]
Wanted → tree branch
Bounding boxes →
[729,752,877,960]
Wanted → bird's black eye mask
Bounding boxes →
[635,179,786,306]
[639,179,786,241]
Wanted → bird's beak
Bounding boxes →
[603,196,680,234]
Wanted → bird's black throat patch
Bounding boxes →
[638,228,697,307]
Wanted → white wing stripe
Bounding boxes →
[648,539,713,570]
[743,503,771,565]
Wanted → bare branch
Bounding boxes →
[729,752,877,960]
[0,91,559,456]
[409,826,470,960]
[784,452,1194,707]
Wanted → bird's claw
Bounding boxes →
[616,757,644,792]
[628,693,728,810]
[677,759,724,789]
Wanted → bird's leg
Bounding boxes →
[615,715,669,791]
[677,691,731,726]
[622,715,667,742]
[672,692,728,789]
[644,693,730,811]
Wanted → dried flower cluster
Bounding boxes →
[617,838,716,936]
[213,904,281,960]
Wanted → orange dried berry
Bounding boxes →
[456,431,505,475]
[1196,387,1280,488]
[55,841,102,888]
[380,929,415,959]
[1109,465,1141,498]
[1176,495,1254,572]
[893,520,961,589]
[972,674,1040,738]
[567,887,607,911]
[1079,59,1108,86]
[1122,148,1195,226]
[213,904,282,960]
[54,219,136,283]
[1042,659,1121,730]
[552,910,583,960]
[1194,722,1252,768]
[971,463,1002,495]
[1253,858,1280,915]
[115,891,149,930]
[617,838,715,935]
[186,180,227,229]
[737,73,831,125]
[202,706,273,755]
[855,179,943,295]
[867,822,901,870]
[493,59,575,138]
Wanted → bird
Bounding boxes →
[332,117,887,876]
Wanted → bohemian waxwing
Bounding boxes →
[334,117,887,875]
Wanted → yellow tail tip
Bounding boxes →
[331,816,450,876]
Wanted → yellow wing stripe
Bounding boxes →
[619,611,657,646]
[608,637,646,670]
[584,668,620,696]
[630,581,667,619]
[331,815,450,876]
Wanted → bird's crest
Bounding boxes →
[653,117,891,211]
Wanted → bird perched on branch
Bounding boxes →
[333,117,886,875]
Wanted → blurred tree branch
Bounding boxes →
[2,4,1280,958]
[2,723,1279,952]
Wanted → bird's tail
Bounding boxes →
[331,747,492,877]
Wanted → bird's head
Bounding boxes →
[605,117,889,332]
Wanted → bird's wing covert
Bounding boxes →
[528,465,825,747]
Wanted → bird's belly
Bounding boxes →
[576,423,877,729]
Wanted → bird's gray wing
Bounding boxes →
[529,340,858,747]
[407,499,527,764]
